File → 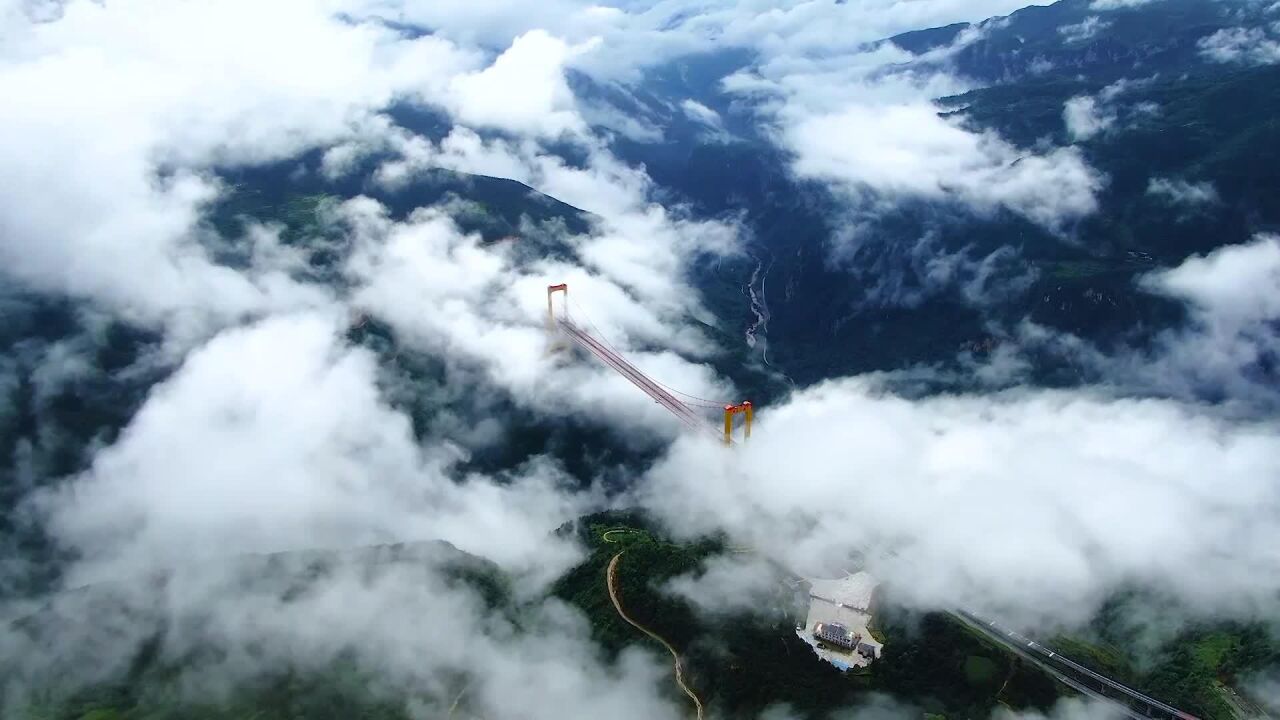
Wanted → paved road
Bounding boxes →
[953,610,1198,720]
[950,611,1149,720]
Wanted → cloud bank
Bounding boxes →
[642,377,1280,628]
[1199,25,1280,65]
[3,1,1280,717]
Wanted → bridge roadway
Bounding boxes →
[559,317,724,442]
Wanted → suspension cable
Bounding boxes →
[565,297,730,409]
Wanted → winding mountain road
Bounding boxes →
[606,552,705,720]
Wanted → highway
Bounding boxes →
[950,611,1149,719]
[953,610,1199,720]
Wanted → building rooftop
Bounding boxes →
[814,622,857,648]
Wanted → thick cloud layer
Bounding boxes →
[35,313,588,585]
[4,0,1280,717]
[788,103,1101,230]
[1131,235,1280,410]
[0,0,474,333]
[1,4,755,713]
[641,379,1280,627]
[1063,96,1115,141]
[707,11,1103,235]
[351,0,1055,80]
[0,0,742,422]
[2,541,683,720]
[340,199,735,438]
[446,29,595,138]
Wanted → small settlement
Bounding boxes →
[796,571,883,671]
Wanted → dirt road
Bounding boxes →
[606,552,705,720]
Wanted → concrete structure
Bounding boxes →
[856,639,881,661]
[796,571,883,670]
[808,572,878,612]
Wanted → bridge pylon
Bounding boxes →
[547,283,569,353]
[723,402,753,446]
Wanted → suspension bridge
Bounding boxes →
[546,283,1210,720]
[547,283,753,445]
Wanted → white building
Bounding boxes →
[797,571,883,670]
[814,621,858,649]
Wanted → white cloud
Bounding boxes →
[339,199,736,440]
[1241,669,1280,715]
[640,377,1280,627]
[3,539,683,720]
[1090,0,1161,9]
[1058,16,1111,43]
[0,0,742,404]
[1063,95,1116,141]
[0,0,757,453]
[651,0,1053,64]
[1099,75,1157,102]
[994,698,1127,720]
[680,98,724,129]
[345,0,625,56]
[447,30,595,138]
[6,1,1280,715]
[1017,235,1280,416]
[35,312,589,585]
[788,104,1102,231]
[356,123,743,304]
[703,16,1109,235]
[1135,237,1280,408]
[1149,236,1280,332]
[328,0,1058,88]
[1198,26,1280,65]
[1063,77,1157,142]
[0,0,477,334]
[663,554,786,618]
[1146,177,1220,206]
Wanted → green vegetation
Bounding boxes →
[1052,593,1280,720]
[1141,626,1278,720]
[651,16,1280,391]
[1042,259,1142,280]
[552,512,1064,719]
[1048,636,1135,684]
[552,510,722,653]
[213,162,591,247]
[952,64,1280,266]
[8,7,1280,718]
[19,668,413,720]
[963,655,999,686]
[874,610,1059,718]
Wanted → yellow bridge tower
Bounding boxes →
[723,402,753,446]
